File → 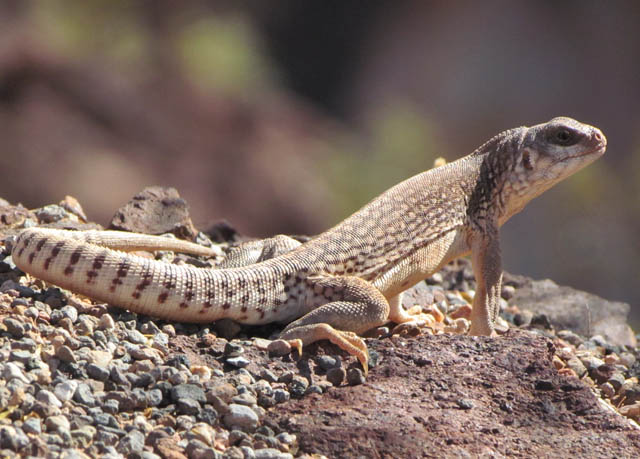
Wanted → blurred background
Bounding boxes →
[0,1,638,327]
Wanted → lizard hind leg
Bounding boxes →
[279,276,390,375]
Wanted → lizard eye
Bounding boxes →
[551,128,578,146]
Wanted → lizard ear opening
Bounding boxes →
[522,150,534,170]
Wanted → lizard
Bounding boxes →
[10,116,606,373]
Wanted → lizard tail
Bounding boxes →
[11,228,238,323]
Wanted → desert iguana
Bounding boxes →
[11,117,606,373]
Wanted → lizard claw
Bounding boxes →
[286,339,303,357]
[280,324,370,376]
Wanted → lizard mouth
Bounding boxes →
[555,144,606,164]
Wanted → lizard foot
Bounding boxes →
[391,305,440,334]
[280,323,370,376]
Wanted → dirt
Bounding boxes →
[164,325,640,458]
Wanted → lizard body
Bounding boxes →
[11,117,606,371]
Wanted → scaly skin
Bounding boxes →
[11,117,606,373]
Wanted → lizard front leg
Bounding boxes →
[468,226,502,336]
[279,276,390,375]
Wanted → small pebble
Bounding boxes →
[37,389,62,408]
[23,417,42,435]
[288,376,309,397]
[457,398,474,410]
[56,345,77,363]
[45,414,71,432]
[1,362,29,383]
[267,340,292,357]
[346,368,366,386]
[223,404,259,432]
[565,357,587,377]
[171,384,206,404]
[227,356,250,368]
[273,389,290,404]
[3,318,25,338]
[176,398,201,415]
[600,382,616,398]
[98,315,115,330]
[327,367,346,386]
[54,380,79,402]
[224,342,245,357]
[619,352,636,368]
[116,429,145,455]
[501,285,516,300]
[513,310,533,327]
[316,355,339,371]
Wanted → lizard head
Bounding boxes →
[499,117,606,218]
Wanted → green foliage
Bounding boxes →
[176,17,277,94]
[325,102,442,219]
[32,0,148,65]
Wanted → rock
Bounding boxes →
[565,357,587,378]
[223,404,259,432]
[267,340,291,357]
[3,318,25,338]
[54,380,79,402]
[56,345,77,363]
[37,389,62,408]
[316,355,339,371]
[1,362,29,383]
[231,393,257,407]
[177,398,201,415]
[108,186,198,241]
[20,418,42,440]
[508,279,636,347]
[346,368,366,386]
[171,384,206,404]
[35,204,73,223]
[73,383,97,406]
[59,195,88,221]
[264,331,640,457]
[71,425,96,448]
[254,448,293,459]
[116,429,145,455]
[226,356,250,368]
[98,314,115,330]
[45,415,71,432]
[288,376,309,397]
[0,426,30,451]
[327,368,346,387]
[86,364,110,382]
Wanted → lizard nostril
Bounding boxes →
[593,131,602,141]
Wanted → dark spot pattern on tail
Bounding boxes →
[51,241,64,257]
[158,292,169,303]
[92,254,106,270]
[70,247,83,265]
[18,232,36,257]
[111,260,130,292]
[132,265,153,299]
[43,241,65,271]
[36,239,46,252]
